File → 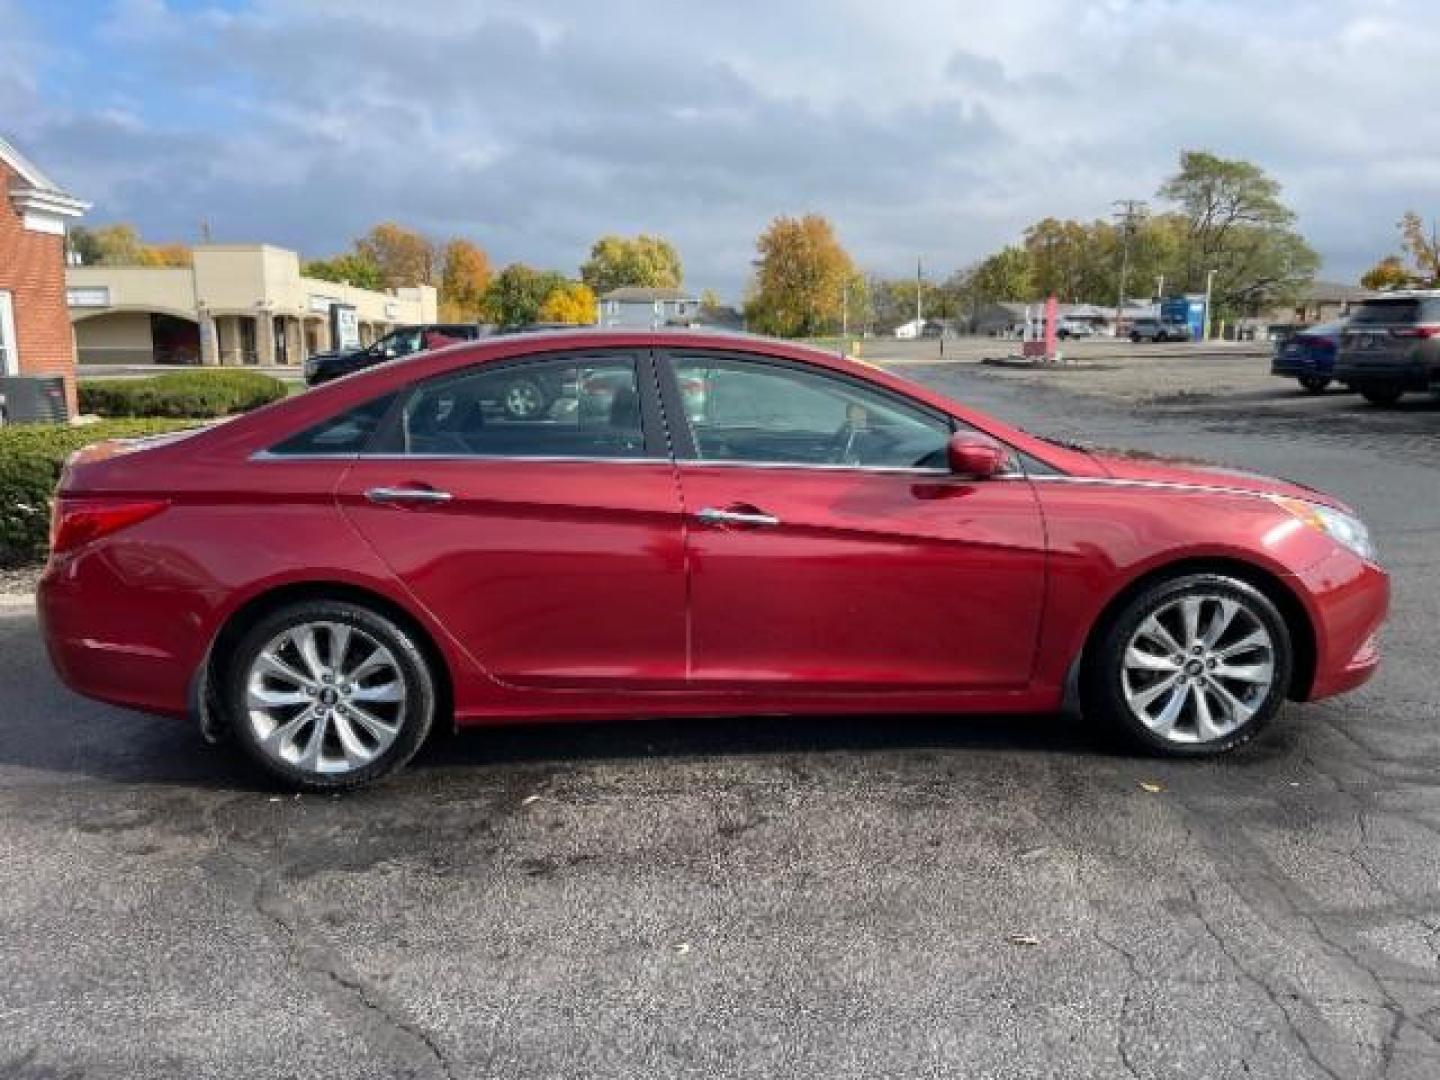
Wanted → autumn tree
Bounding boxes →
[968,246,1035,304]
[580,234,684,294]
[745,214,856,337]
[537,282,597,325]
[356,222,436,288]
[1399,212,1440,285]
[69,224,190,267]
[438,239,492,321]
[304,252,384,290]
[1360,255,1414,291]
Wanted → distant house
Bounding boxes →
[1270,281,1375,327]
[670,304,744,331]
[597,286,700,329]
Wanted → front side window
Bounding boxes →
[672,355,950,469]
[380,354,646,459]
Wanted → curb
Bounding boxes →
[0,593,36,609]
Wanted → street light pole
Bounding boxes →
[1202,268,1217,341]
[1112,200,1147,335]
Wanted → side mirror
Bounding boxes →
[946,432,1008,479]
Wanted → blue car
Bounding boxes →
[1272,321,1344,393]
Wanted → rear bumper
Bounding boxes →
[38,555,198,719]
[1290,551,1389,701]
[1333,357,1432,388]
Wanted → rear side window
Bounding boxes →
[1350,299,1420,326]
[377,354,647,459]
[269,393,397,456]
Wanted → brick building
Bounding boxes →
[0,136,89,415]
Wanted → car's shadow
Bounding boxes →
[0,693,1121,792]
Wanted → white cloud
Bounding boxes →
[13,0,1440,295]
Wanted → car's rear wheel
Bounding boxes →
[1297,375,1331,393]
[1360,382,1404,406]
[1083,574,1292,756]
[226,601,436,791]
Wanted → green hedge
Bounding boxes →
[0,419,198,568]
[79,370,287,419]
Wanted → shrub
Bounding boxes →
[79,370,288,419]
[0,419,198,568]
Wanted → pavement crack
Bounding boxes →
[224,849,456,1080]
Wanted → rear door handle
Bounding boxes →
[365,486,453,505]
[696,506,780,528]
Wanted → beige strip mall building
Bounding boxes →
[67,244,437,367]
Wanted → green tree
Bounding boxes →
[356,222,436,288]
[745,214,856,337]
[484,264,569,327]
[303,252,384,290]
[580,234,684,294]
[968,246,1035,304]
[1157,150,1317,315]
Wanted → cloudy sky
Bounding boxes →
[5,0,1438,297]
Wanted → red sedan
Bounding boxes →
[40,331,1389,790]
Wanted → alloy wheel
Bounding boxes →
[245,621,407,775]
[1120,593,1277,745]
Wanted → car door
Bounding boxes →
[337,349,688,690]
[658,350,1047,692]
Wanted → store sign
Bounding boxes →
[66,286,110,308]
[308,294,337,314]
[330,303,360,350]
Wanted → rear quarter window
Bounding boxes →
[268,393,397,455]
[1350,299,1420,326]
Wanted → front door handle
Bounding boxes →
[365,486,453,505]
[696,506,780,528]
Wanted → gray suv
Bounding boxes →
[1335,292,1440,406]
[1129,317,1192,343]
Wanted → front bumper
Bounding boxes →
[1289,550,1389,701]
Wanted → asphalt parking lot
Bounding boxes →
[3,357,1438,1079]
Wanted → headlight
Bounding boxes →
[1273,496,1377,562]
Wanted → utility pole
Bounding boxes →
[1113,200,1148,332]
[840,278,848,358]
[916,256,924,331]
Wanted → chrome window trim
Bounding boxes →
[251,450,670,465]
[675,458,953,477]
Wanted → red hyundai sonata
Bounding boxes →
[39,331,1388,790]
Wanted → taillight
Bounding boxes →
[50,498,169,557]
[1391,324,1440,339]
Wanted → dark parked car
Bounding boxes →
[1271,321,1343,393]
[1129,318,1192,343]
[40,331,1386,791]
[1334,292,1440,406]
[304,324,483,387]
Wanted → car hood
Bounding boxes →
[1084,448,1348,510]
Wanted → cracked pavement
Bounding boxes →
[1,361,1438,1078]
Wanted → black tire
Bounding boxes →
[501,375,552,421]
[225,600,436,791]
[1359,383,1404,407]
[1081,573,1292,757]
[1297,375,1331,393]
[1129,333,1142,343]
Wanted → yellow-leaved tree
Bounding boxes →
[744,214,856,337]
[537,282,597,325]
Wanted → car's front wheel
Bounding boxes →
[1298,375,1331,393]
[226,600,437,791]
[1360,382,1404,407]
[1083,574,1292,756]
